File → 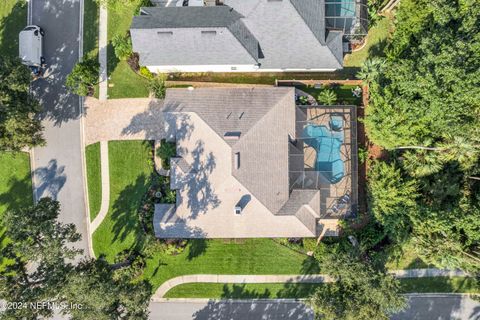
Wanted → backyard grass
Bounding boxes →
[86,143,102,221]
[92,140,153,259]
[299,84,362,106]
[0,152,32,272]
[0,0,27,57]
[344,15,394,67]
[164,277,480,298]
[107,0,150,98]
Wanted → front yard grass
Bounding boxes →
[0,152,32,272]
[0,0,27,57]
[92,140,153,259]
[107,0,150,99]
[90,140,316,292]
[164,277,480,298]
[86,143,102,221]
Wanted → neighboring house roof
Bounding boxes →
[131,6,260,67]
[164,87,294,213]
[131,0,343,70]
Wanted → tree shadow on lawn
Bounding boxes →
[221,284,272,299]
[0,173,32,213]
[110,174,150,244]
[0,1,27,57]
[187,239,208,260]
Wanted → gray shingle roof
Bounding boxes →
[131,6,260,63]
[131,0,344,70]
[290,0,326,45]
[164,87,295,214]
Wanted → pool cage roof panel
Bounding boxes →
[325,0,368,38]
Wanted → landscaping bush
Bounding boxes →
[157,139,176,168]
[66,56,99,96]
[148,74,167,99]
[112,33,132,60]
[139,66,154,80]
[317,89,338,105]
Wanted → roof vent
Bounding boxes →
[234,152,240,169]
[157,31,173,37]
[224,132,241,140]
[201,30,217,37]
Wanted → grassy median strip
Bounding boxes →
[86,143,102,221]
[0,152,32,272]
[164,277,480,299]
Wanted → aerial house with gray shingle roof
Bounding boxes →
[130,0,346,73]
[154,87,358,239]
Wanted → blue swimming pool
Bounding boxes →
[302,124,345,183]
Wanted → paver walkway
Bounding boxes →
[98,4,108,100]
[152,268,470,300]
[90,141,110,232]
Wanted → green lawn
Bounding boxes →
[164,277,480,298]
[344,16,394,67]
[86,143,102,221]
[92,140,153,259]
[0,152,32,272]
[0,0,27,57]
[83,0,99,58]
[107,0,150,98]
[300,85,362,106]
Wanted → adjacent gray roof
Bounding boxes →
[164,87,295,214]
[131,0,343,70]
[131,6,260,65]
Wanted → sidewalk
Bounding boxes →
[151,268,471,300]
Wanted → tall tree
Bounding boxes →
[66,57,100,96]
[0,198,151,319]
[367,161,418,242]
[309,245,406,320]
[0,56,44,151]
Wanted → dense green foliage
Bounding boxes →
[112,33,132,60]
[309,244,406,320]
[364,0,480,272]
[0,198,151,319]
[0,57,44,151]
[148,74,167,99]
[66,57,100,96]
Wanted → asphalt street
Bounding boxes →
[31,0,90,258]
[149,295,480,320]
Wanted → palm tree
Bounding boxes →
[357,57,386,85]
[317,89,337,105]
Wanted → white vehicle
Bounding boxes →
[176,0,204,6]
[19,25,45,75]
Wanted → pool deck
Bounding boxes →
[297,106,356,218]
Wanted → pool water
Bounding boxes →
[302,124,345,183]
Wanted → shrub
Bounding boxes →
[112,34,132,60]
[317,89,338,105]
[157,140,176,166]
[66,57,99,96]
[139,66,154,80]
[148,74,167,99]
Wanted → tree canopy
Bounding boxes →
[309,244,406,320]
[0,56,44,151]
[66,57,100,96]
[0,198,151,319]
[363,0,480,272]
